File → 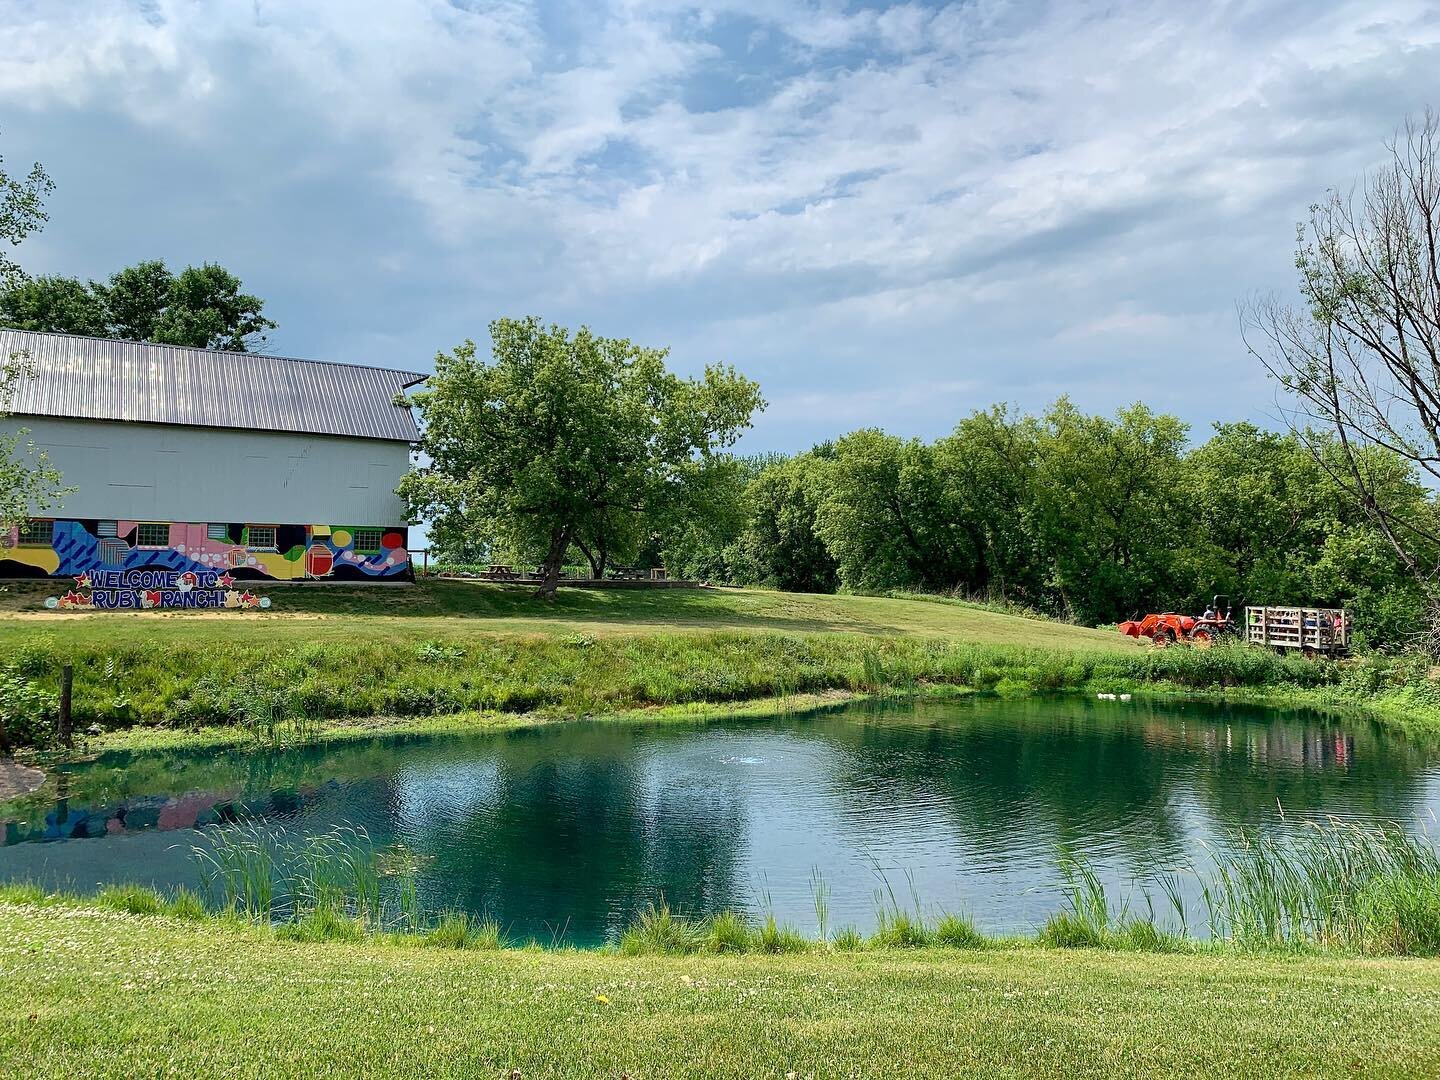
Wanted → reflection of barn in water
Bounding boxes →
[1140,714,1357,769]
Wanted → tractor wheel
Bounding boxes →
[1190,627,1215,648]
[1151,629,1174,648]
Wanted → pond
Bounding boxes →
[3,696,1438,946]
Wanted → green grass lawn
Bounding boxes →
[1,903,1437,1078]
[0,577,1132,650]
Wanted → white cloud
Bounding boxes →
[0,0,1438,447]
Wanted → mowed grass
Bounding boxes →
[2,904,1438,1079]
[0,577,1133,649]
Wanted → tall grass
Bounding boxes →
[1200,818,1440,954]
[191,823,388,926]
[6,631,1415,747]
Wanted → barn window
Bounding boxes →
[96,521,118,538]
[17,519,53,546]
[135,523,171,547]
[247,525,278,552]
[207,523,229,541]
[352,527,383,554]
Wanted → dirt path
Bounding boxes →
[0,759,44,801]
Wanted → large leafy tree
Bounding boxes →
[0,259,276,351]
[933,406,1045,605]
[399,317,764,598]
[1031,399,1189,624]
[729,451,839,593]
[813,429,974,593]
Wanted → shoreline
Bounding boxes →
[19,677,1430,764]
[0,759,44,801]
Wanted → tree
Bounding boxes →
[1246,111,1440,643]
[0,259,276,351]
[1,351,69,535]
[933,407,1045,605]
[813,430,974,593]
[1031,399,1189,624]
[0,134,67,537]
[399,317,764,598]
[729,451,839,593]
[655,454,759,583]
[0,137,52,288]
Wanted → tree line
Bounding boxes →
[655,405,1430,646]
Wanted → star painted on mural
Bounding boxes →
[73,572,91,589]
[59,590,91,608]
[217,572,235,588]
[240,591,258,608]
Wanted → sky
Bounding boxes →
[2,0,1439,454]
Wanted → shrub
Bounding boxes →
[425,911,504,950]
[704,910,755,953]
[934,913,986,949]
[0,668,57,746]
[619,901,704,956]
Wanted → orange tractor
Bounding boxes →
[1119,595,1237,647]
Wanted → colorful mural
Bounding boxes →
[0,520,411,582]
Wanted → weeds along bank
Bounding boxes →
[4,815,1440,958]
[0,631,1436,748]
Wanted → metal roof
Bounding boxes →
[0,329,424,442]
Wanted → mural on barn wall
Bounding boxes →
[0,520,411,582]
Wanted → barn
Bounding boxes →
[0,329,422,583]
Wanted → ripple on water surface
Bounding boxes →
[2,695,1437,945]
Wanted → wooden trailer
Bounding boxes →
[1245,606,1351,657]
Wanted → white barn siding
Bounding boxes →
[5,416,411,525]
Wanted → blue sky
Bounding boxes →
[3,0,1439,453]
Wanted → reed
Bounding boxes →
[1200,817,1440,954]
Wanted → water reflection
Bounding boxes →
[2,696,1436,943]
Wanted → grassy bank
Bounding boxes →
[0,577,1132,646]
[1,582,1436,748]
[3,628,1436,748]
[2,900,1438,1078]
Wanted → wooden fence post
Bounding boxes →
[58,663,73,749]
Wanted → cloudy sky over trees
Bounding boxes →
[3,0,1438,449]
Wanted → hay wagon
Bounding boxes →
[1244,606,1351,658]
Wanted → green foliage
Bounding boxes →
[813,429,968,593]
[94,883,166,917]
[425,912,504,950]
[618,901,705,955]
[674,400,1429,644]
[0,259,275,351]
[703,910,754,953]
[726,451,838,591]
[0,666,56,748]
[1,350,71,534]
[276,905,366,943]
[934,912,987,949]
[399,318,764,595]
[0,137,52,286]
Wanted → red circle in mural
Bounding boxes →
[382,531,403,549]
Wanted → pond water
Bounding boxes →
[3,696,1438,946]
